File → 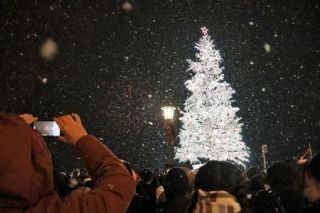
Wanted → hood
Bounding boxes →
[0,113,54,208]
[194,189,241,213]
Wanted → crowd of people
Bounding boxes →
[0,112,320,213]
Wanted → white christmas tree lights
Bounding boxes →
[175,27,250,167]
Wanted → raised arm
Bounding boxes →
[54,114,136,212]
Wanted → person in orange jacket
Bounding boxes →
[0,113,136,212]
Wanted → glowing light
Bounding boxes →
[161,106,176,120]
[40,38,58,60]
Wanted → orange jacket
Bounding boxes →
[0,114,136,213]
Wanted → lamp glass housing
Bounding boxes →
[161,106,176,120]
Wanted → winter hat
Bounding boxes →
[194,161,241,195]
[141,168,153,182]
[267,161,296,188]
[180,166,195,191]
[0,113,54,208]
[163,167,189,199]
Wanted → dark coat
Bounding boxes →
[250,187,303,213]
[303,201,320,213]
[127,193,156,213]
[157,196,190,213]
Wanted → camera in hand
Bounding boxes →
[34,121,60,136]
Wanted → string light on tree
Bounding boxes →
[175,27,250,167]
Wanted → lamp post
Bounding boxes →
[261,144,268,174]
[161,106,176,170]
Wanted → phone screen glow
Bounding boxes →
[34,121,60,136]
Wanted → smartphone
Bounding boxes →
[34,121,60,136]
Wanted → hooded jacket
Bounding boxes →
[193,190,241,213]
[0,113,135,212]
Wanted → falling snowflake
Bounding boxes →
[38,76,48,84]
[264,43,272,53]
[40,38,58,60]
[122,1,133,12]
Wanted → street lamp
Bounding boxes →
[161,106,176,170]
[161,106,176,121]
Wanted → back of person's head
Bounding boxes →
[246,167,261,179]
[249,175,266,193]
[180,166,195,192]
[163,167,190,200]
[304,153,320,183]
[0,113,54,208]
[141,168,153,183]
[303,152,320,203]
[267,161,296,188]
[286,160,304,191]
[194,160,242,195]
[53,170,69,197]
[247,167,264,179]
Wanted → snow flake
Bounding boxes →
[40,38,58,60]
[122,1,133,12]
[250,61,254,65]
[148,122,153,126]
[261,88,266,92]
[64,12,70,18]
[248,21,254,26]
[264,43,272,53]
[148,94,152,98]
[41,77,48,84]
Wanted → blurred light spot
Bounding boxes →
[264,43,272,53]
[40,38,58,60]
[122,1,133,12]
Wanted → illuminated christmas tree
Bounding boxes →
[175,27,250,167]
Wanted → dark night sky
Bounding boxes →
[1,0,319,171]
